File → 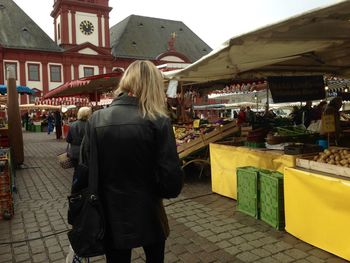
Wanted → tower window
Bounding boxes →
[161,26,165,29]
[28,63,40,81]
[0,4,5,9]
[179,28,183,31]
[138,23,144,27]
[132,41,137,47]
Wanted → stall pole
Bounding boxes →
[7,66,24,166]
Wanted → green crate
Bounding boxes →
[34,125,41,132]
[259,170,285,230]
[237,166,260,218]
[244,141,265,148]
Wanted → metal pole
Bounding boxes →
[7,66,24,166]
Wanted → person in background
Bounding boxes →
[323,97,343,144]
[54,110,63,139]
[237,106,246,125]
[65,106,92,263]
[311,101,327,121]
[47,112,54,135]
[300,100,313,128]
[66,107,92,184]
[79,60,183,263]
[289,106,301,125]
[246,106,256,125]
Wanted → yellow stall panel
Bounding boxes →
[210,143,295,199]
[284,167,350,261]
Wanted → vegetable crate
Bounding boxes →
[259,170,285,230]
[236,167,259,218]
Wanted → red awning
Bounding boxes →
[43,72,123,99]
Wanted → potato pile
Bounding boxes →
[313,148,350,166]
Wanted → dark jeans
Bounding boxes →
[105,240,165,263]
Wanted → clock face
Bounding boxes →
[80,20,94,35]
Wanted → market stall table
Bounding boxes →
[210,143,296,199]
[284,167,350,261]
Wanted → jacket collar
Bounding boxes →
[110,93,138,107]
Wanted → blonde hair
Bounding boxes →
[77,107,92,120]
[115,60,167,120]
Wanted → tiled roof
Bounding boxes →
[110,15,212,62]
[0,0,62,52]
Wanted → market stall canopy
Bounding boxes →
[0,85,35,95]
[164,0,350,82]
[19,104,61,110]
[43,72,123,99]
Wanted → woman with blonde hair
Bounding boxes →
[80,60,183,262]
[66,107,92,182]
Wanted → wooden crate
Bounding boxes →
[296,154,350,178]
[177,122,239,159]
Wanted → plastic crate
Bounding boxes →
[259,170,285,230]
[244,141,266,148]
[237,166,260,218]
[34,125,41,132]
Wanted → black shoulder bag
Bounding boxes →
[67,142,105,257]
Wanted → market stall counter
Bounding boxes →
[210,143,296,199]
[284,167,350,261]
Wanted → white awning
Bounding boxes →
[164,1,350,83]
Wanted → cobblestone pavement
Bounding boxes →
[0,132,348,263]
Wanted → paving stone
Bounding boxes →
[306,255,326,263]
[48,251,65,261]
[309,248,334,259]
[14,252,31,262]
[236,251,260,262]
[0,253,12,262]
[284,248,309,259]
[251,248,272,258]
[216,240,231,249]
[32,252,49,263]
[272,252,295,263]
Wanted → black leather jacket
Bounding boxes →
[81,93,183,249]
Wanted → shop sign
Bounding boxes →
[268,75,325,103]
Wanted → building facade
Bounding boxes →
[0,0,211,103]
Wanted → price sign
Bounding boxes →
[321,114,335,133]
[193,119,200,128]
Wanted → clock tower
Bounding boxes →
[51,0,112,50]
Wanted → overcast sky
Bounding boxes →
[13,0,341,49]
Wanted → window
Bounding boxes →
[28,63,40,81]
[83,67,94,77]
[4,62,17,80]
[50,65,61,82]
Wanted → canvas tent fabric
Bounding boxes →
[164,0,350,82]
[43,72,122,99]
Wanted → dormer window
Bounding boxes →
[132,41,137,47]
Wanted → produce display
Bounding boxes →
[266,126,318,145]
[312,148,350,167]
[174,124,217,146]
